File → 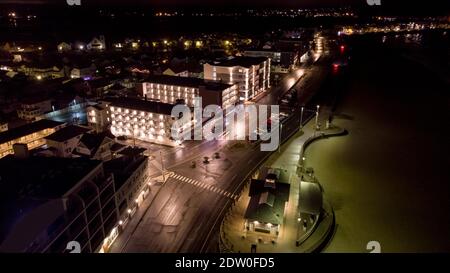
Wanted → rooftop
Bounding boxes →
[244,180,290,225]
[0,155,102,244]
[208,56,268,68]
[143,74,233,91]
[79,131,115,155]
[109,97,186,116]
[104,154,147,190]
[244,168,290,225]
[0,119,64,144]
[44,125,90,142]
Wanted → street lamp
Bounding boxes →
[299,106,304,130]
[315,105,320,131]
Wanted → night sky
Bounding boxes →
[0,0,446,8]
[0,0,448,15]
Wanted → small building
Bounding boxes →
[0,120,8,132]
[244,168,290,236]
[0,119,64,158]
[17,97,53,121]
[75,131,122,161]
[163,66,189,77]
[203,56,271,101]
[57,42,71,53]
[87,36,106,51]
[86,102,110,133]
[44,125,90,157]
[70,63,97,79]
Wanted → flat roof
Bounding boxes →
[104,154,147,190]
[0,155,102,244]
[44,125,90,142]
[208,56,268,68]
[0,119,64,144]
[109,97,186,116]
[143,75,233,91]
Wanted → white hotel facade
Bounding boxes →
[139,75,239,110]
[203,56,271,101]
[108,98,185,146]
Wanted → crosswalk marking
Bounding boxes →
[169,172,237,199]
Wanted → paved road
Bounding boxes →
[111,36,334,253]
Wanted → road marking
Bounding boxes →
[170,172,236,199]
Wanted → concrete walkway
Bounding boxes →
[219,116,342,253]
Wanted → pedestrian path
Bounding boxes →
[169,172,238,200]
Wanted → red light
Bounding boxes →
[340,45,345,50]
[333,63,339,68]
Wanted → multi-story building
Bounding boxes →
[17,97,53,121]
[108,97,188,146]
[86,102,110,133]
[139,75,239,109]
[203,56,271,101]
[104,148,149,221]
[0,119,64,158]
[244,49,299,72]
[0,153,118,253]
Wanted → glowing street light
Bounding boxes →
[315,105,320,131]
[299,106,304,130]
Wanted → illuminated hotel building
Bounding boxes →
[203,56,270,101]
[139,75,239,109]
[108,98,188,146]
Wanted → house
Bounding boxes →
[57,42,71,53]
[84,78,114,97]
[44,125,90,157]
[75,131,122,161]
[86,101,110,133]
[70,63,97,79]
[87,36,106,51]
[244,168,290,236]
[163,66,189,77]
